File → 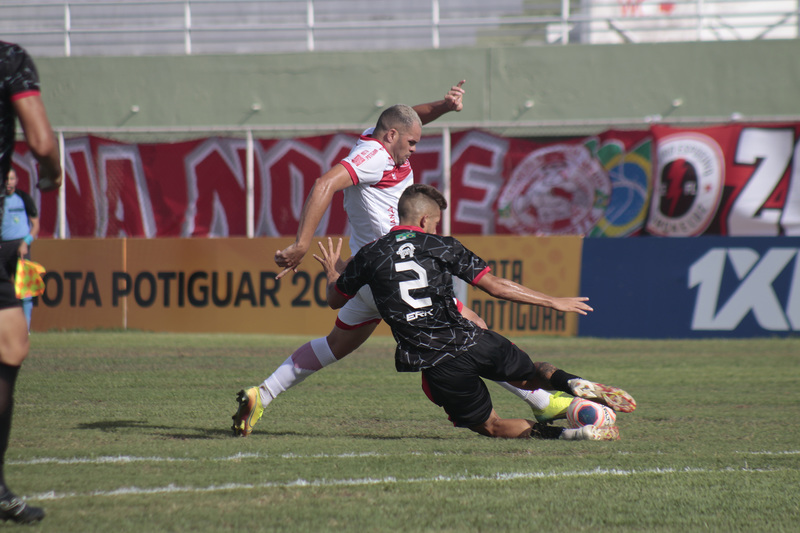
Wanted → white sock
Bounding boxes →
[530,389,554,411]
[493,381,536,406]
[493,382,554,410]
[559,427,582,440]
[259,338,338,408]
[259,356,314,407]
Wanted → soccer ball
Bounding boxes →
[566,397,617,428]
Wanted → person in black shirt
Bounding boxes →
[314,184,636,441]
[0,41,61,524]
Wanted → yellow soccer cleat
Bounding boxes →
[231,387,264,437]
[531,390,573,423]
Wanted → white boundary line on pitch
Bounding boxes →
[7,451,439,466]
[735,450,800,455]
[27,466,784,502]
[10,449,799,466]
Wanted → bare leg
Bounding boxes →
[0,306,44,522]
[0,307,28,367]
[469,410,536,439]
[507,361,561,392]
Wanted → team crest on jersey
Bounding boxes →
[397,242,416,258]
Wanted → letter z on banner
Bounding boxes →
[648,124,800,236]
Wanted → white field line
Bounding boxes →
[25,466,787,502]
[10,449,799,466]
[7,451,422,466]
[735,450,800,455]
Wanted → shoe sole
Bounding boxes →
[588,425,620,441]
[558,424,620,441]
[572,381,636,413]
[231,389,255,437]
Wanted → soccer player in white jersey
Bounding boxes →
[232,83,565,436]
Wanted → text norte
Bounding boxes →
[37,270,331,308]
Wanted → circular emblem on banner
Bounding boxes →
[497,144,611,235]
[646,133,724,236]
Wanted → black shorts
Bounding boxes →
[0,239,22,310]
[420,330,538,428]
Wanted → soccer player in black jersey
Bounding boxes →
[0,41,61,524]
[314,184,636,441]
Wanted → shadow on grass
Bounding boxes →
[76,421,450,441]
[265,430,451,440]
[76,419,230,439]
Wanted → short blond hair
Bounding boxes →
[374,104,421,135]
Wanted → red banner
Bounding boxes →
[12,125,799,238]
[445,129,651,237]
[648,124,800,236]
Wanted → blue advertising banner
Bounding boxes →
[579,237,800,338]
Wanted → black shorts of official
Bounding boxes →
[0,239,22,310]
[420,330,538,428]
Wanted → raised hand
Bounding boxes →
[444,80,466,112]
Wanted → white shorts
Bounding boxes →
[333,283,466,330]
[335,284,382,329]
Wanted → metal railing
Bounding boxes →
[1,0,797,57]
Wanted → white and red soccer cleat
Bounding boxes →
[568,379,637,413]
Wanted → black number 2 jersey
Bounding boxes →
[336,226,491,372]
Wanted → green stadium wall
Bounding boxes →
[35,40,800,132]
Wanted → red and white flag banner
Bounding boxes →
[13,124,800,238]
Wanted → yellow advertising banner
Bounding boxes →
[123,237,349,334]
[31,236,581,337]
[457,236,584,337]
[32,239,126,330]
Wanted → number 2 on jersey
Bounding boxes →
[395,261,432,309]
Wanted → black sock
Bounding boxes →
[549,369,581,394]
[0,362,20,494]
[530,423,563,440]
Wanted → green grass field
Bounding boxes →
[7,332,800,532]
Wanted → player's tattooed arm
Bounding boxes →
[533,362,558,380]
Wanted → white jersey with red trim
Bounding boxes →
[339,128,414,254]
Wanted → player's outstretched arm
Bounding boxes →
[413,80,465,125]
[14,94,61,191]
[274,165,353,279]
[475,273,594,316]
